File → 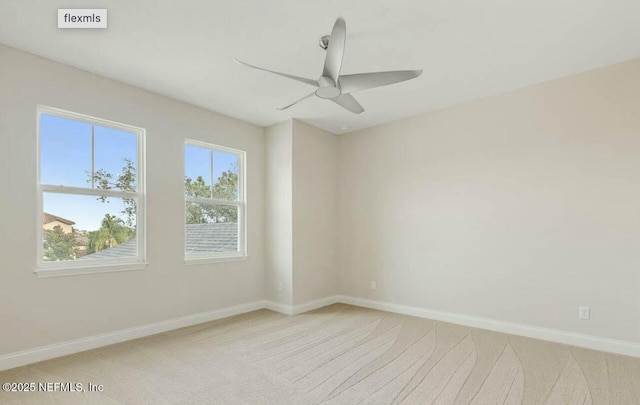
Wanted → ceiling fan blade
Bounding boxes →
[322,17,346,84]
[331,93,364,114]
[234,58,318,87]
[277,91,316,111]
[339,70,423,94]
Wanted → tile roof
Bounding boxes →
[80,222,238,260]
[186,222,238,254]
[43,212,75,226]
[80,239,137,260]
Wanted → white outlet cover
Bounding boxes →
[370,281,376,290]
[578,306,590,320]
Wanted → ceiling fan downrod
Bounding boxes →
[319,35,331,50]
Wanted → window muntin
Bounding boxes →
[37,106,145,274]
[184,141,245,260]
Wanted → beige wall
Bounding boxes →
[292,120,339,305]
[1,40,638,358]
[264,120,339,306]
[264,121,293,305]
[0,44,265,355]
[338,59,640,343]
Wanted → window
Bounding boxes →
[184,140,246,262]
[36,106,146,277]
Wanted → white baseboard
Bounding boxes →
[264,295,340,315]
[337,295,640,358]
[4,295,638,371]
[264,300,293,315]
[292,295,340,315]
[0,300,266,371]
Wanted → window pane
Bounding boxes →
[185,203,238,254]
[212,151,239,200]
[43,193,137,262]
[185,145,212,197]
[94,125,138,192]
[40,114,92,188]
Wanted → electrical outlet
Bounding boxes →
[370,281,376,290]
[578,306,590,320]
[278,282,283,293]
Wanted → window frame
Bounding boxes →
[183,139,247,264]
[35,105,147,277]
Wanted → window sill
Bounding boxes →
[184,255,247,265]
[34,262,148,278]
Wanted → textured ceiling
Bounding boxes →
[1,0,638,133]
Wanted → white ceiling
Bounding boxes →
[1,0,638,133]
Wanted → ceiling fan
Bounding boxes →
[234,17,422,114]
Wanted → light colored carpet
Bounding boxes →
[1,304,640,404]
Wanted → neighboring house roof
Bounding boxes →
[81,239,137,260]
[186,222,238,254]
[43,212,75,226]
[75,235,90,246]
[80,222,238,260]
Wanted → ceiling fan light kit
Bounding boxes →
[234,17,423,114]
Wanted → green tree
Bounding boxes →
[184,175,212,198]
[185,168,239,224]
[43,225,78,261]
[88,214,135,253]
[212,170,238,200]
[185,176,212,224]
[88,158,137,226]
[211,169,239,222]
[89,159,239,229]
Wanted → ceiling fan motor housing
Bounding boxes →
[315,76,341,99]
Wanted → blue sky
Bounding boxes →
[41,114,237,231]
